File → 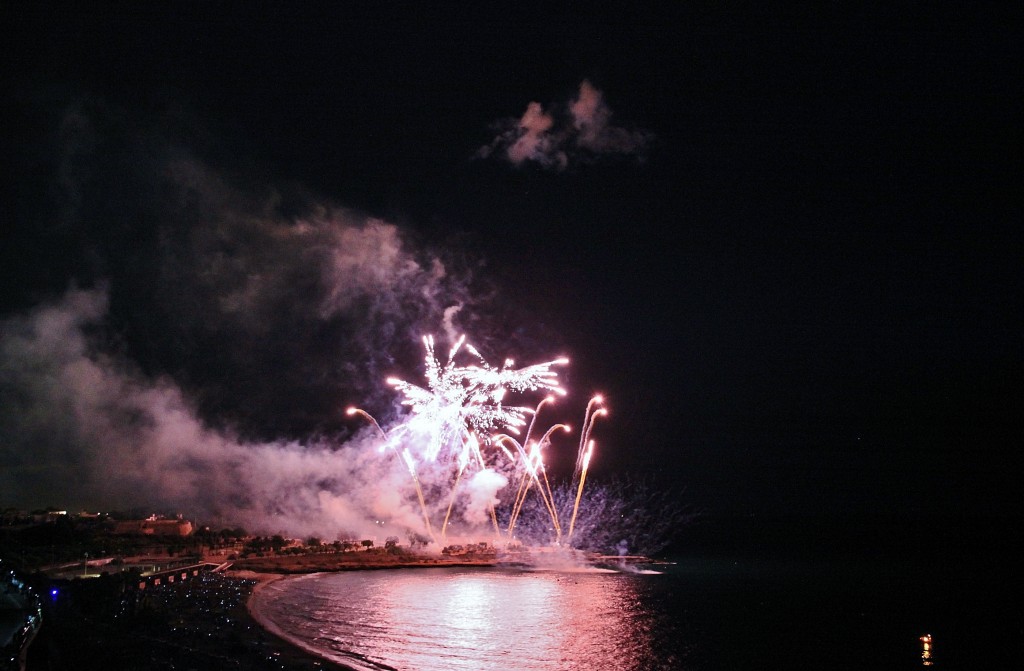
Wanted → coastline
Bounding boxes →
[239,570,360,671]
[234,550,660,670]
[229,550,499,574]
[233,553,504,671]
[243,571,369,671]
[24,549,658,669]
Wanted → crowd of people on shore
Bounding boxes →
[27,570,349,670]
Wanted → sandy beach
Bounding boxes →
[242,570,358,671]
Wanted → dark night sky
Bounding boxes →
[2,4,1021,525]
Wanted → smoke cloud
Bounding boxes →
[477,80,653,170]
[6,99,489,439]
[462,469,508,525]
[0,286,449,537]
[0,98,510,537]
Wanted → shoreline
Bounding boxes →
[229,550,501,574]
[25,551,662,669]
[233,550,661,670]
[240,571,360,671]
[242,571,369,671]
[232,554,505,671]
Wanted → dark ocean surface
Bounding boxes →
[250,517,1022,670]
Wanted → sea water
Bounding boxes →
[249,552,1020,670]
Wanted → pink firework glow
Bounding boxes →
[348,334,604,546]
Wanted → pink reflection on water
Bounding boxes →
[376,570,644,670]
[258,568,652,671]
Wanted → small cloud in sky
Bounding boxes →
[477,80,652,170]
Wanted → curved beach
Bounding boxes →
[235,552,504,671]
[246,573,378,671]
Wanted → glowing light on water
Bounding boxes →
[252,569,660,671]
[920,634,933,666]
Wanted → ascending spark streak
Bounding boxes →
[582,408,606,461]
[496,435,532,535]
[534,423,571,540]
[347,406,436,543]
[522,395,556,455]
[506,394,561,536]
[568,440,595,540]
[502,423,570,538]
[575,395,604,475]
[441,433,478,541]
[402,447,436,542]
[346,407,387,441]
[498,435,548,537]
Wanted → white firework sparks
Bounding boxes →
[386,334,567,464]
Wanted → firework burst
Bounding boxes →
[386,334,567,465]
[350,334,603,547]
